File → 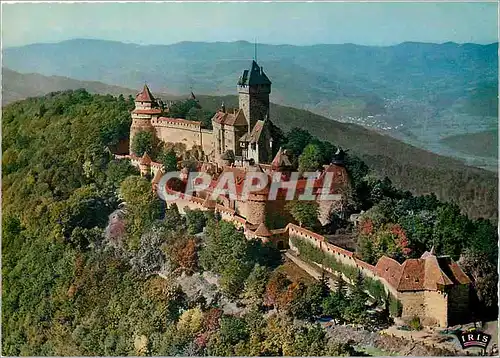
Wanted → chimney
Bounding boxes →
[221,102,226,113]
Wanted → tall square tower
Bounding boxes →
[238,60,271,132]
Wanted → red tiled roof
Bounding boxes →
[247,120,265,143]
[446,260,471,285]
[212,109,246,126]
[135,84,155,102]
[423,255,453,290]
[254,222,272,237]
[271,147,292,168]
[375,253,470,292]
[376,256,403,289]
[399,259,426,291]
[132,108,162,115]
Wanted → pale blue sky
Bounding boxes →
[2,2,498,48]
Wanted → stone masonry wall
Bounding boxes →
[286,224,455,327]
[424,290,448,327]
[153,119,204,151]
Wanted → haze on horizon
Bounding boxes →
[2,2,498,48]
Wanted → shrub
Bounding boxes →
[388,294,403,317]
[409,315,422,330]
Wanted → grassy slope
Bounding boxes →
[441,130,498,158]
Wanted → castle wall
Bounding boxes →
[285,223,459,327]
[200,129,214,159]
[152,119,203,150]
[398,291,427,321]
[423,290,448,327]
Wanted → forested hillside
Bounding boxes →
[3,90,497,355]
[1,90,371,356]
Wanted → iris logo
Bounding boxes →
[455,328,491,350]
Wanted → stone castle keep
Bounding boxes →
[121,60,472,328]
[129,60,272,167]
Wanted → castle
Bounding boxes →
[129,60,273,167]
[120,60,471,328]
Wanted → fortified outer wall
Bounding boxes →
[155,184,459,328]
[287,224,378,281]
[286,223,454,327]
[151,118,214,155]
[201,129,214,159]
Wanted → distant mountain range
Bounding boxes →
[3,39,498,169]
[2,68,180,106]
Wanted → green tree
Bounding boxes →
[432,203,471,260]
[184,208,207,235]
[159,149,178,172]
[458,248,498,310]
[284,127,313,157]
[285,200,320,229]
[298,143,323,172]
[241,264,270,307]
[119,175,163,249]
[131,131,154,156]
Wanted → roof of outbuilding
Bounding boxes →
[254,222,273,237]
[375,251,470,292]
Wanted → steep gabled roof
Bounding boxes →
[375,251,470,292]
[247,120,266,143]
[271,147,292,168]
[135,84,155,102]
[212,109,247,127]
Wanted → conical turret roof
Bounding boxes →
[135,84,155,102]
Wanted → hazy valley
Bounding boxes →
[3,39,498,170]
